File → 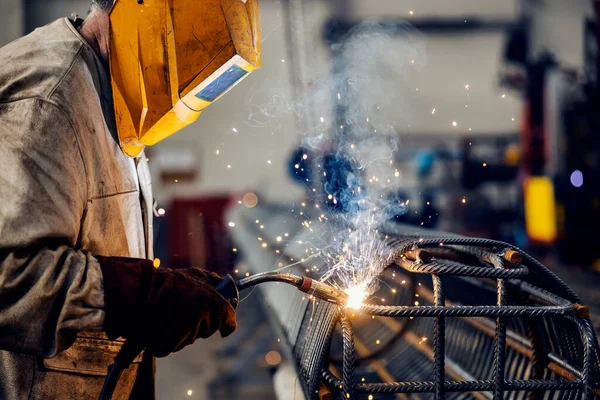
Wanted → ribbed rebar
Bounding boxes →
[356,379,584,393]
[493,278,507,399]
[396,258,528,279]
[525,317,545,400]
[432,275,445,400]
[360,304,574,318]
[341,314,355,399]
[311,233,598,400]
[580,317,596,399]
[384,236,580,302]
[322,369,584,394]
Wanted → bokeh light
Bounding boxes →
[242,192,259,208]
[265,351,282,366]
[570,170,583,188]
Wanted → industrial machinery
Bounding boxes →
[227,203,600,400]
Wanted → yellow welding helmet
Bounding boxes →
[108,0,261,157]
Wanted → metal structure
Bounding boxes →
[287,233,600,399]
[229,202,600,400]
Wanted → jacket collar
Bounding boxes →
[63,17,119,145]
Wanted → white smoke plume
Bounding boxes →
[244,19,425,296]
[302,21,425,295]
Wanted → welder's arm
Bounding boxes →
[0,99,104,358]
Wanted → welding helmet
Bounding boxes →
[108,0,261,157]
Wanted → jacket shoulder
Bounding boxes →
[0,19,86,103]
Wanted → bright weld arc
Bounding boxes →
[344,281,369,309]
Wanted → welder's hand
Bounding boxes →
[96,256,237,357]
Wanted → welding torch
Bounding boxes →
[99,271,348,400]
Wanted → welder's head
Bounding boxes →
[104,0,261,157]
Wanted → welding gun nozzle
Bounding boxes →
[299,277,348,306]
[235,271,348,306]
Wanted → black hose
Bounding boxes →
[99,341,144,400]
[236,271,304,291]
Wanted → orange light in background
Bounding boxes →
[153,258,161,268]
[242,192,259,208]
[265,351,282,366]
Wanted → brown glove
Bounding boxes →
[96,256,237,358]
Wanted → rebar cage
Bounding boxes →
[229,206,600,400]
[290,234,600,400]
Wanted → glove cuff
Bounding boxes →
[96,256,156,340]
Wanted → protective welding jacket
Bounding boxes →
[0,18,154,399]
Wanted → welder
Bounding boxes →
[0,0,260,398]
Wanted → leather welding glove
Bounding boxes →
[96,256,237,357]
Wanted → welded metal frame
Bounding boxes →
[317,236,600,399]
[230,203,600,399]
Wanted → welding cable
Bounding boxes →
[98,340,144,400]
[236,271,348,306]
[235,271,304,291]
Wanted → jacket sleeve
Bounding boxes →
[0,98,105,358]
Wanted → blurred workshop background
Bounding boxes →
[2,0,600,399]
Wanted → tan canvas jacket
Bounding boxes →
[0,18,154,399]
